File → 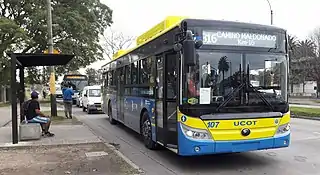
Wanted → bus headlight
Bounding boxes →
[276,123,290,135]
[181,123,211,140]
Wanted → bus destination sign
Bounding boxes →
[65,75,86,79]
[202,30,277,48]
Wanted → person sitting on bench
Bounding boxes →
[25,91,54,137]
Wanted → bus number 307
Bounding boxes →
[207,122,220,128]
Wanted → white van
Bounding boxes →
[82,85,102,114]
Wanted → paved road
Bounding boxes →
[74,107,320,175]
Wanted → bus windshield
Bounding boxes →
[63,74,88,92]
[184,50,288,114]
[65,79,88,91]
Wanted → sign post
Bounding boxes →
[44,47,60,117]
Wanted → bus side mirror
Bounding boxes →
[183,30,196,66]
[84,94,87,97]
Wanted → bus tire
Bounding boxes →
[141,112,157,150]
[108,104,117,125]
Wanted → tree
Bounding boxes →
[218,56,230,80]
[296,39,316,58]
[309,28,320,96]
[0,17,29,85]
[288,35,300,93]
[0,0,113,83]
[96,69,103,84]
[218,56,230,95]
[85,68,98,85]
[310,27,320,57]
[25,67,41,85]
[102,28,135,60]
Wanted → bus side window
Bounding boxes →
[107,71,113,86]
[166,53,177,99]
[112,70,116,85]
[131,62,138,84]
[125,65,131,85]
[139,57,151,84]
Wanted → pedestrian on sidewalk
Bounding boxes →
[24,91,54,137]
[42,88,47,99]
[62,83,74,119]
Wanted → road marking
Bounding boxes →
[313,132,320,135]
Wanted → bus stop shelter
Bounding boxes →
[8,53,74,144]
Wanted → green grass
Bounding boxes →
[41,110,82,125]
[42,111,66,120]
[290,107,320,117]
[39,99,51,103]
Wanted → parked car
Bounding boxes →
[76,90,83,107]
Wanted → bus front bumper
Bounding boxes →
[177,123,290,156]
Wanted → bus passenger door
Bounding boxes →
[117,67,125,123]
[155,52,178,148]
[155,55,165,144]
[164,52,178,147]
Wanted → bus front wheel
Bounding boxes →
[141,112,157,150]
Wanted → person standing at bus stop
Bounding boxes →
[62,83,74,119]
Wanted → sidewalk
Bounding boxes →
[0,125,100,146]
[0,104,64,127]
[0,106,11,127]
[0,119,141,174]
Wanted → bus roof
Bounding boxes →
[110,16,186,61]
[102,16,286,69]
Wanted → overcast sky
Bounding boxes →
[79,0,320,73]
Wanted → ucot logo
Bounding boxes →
[234,120,257,126]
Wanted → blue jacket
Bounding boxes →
[62,88,74,101]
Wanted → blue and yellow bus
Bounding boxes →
[101,16,290,156]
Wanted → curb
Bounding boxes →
[290,103,318,106]
[75,115,144,174]
[0,141,102,149]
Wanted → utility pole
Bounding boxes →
[46,0,57,116]
[266,0,273,25]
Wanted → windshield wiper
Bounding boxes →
[216,65,274,112]
[247,83,274,110]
